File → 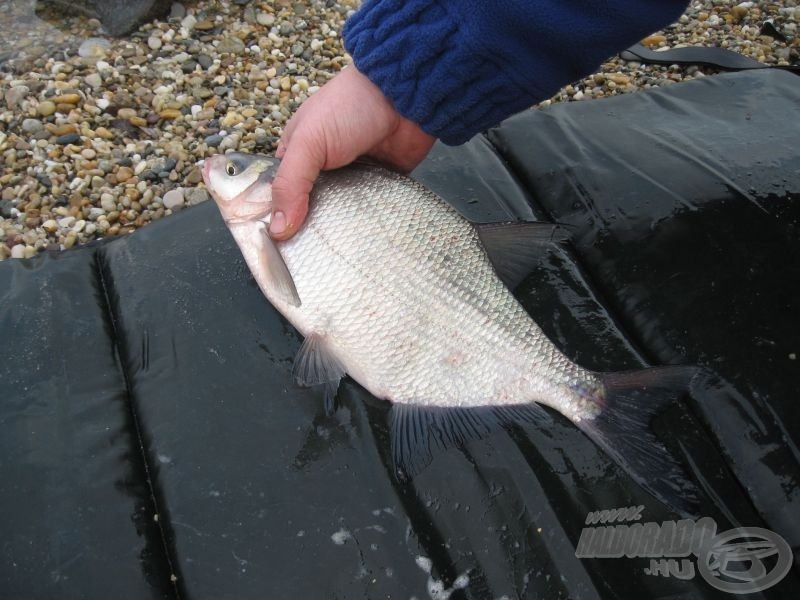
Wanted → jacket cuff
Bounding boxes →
[343,0,549,145]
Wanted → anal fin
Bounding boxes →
[390,402,552,479]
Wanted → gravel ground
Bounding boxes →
[0,0,797,260]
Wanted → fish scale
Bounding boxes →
[271,165,597,413]
[203,153,700,510]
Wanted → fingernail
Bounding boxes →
[276,144,286,158]
[270,210,286,235]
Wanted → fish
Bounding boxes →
[202,152,698,509]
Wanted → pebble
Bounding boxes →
[2,0,793,261]
[170,3,186,20]
[217,37,245,54]
[100,194,117,212]
[56,133,80,145]
[116,166,134,182]
[22,119,43,134]
[0,200,15,219]
[732,4,751,21]
[162,188,185,210]
[53,94,81,105]
[85,73,103,88]
[78,37,111,59]
[256,12,275,27]
[184,188,209,206]
[38,101,56,117]
[185,168,203,185]
[641,34,667,47]
[5,86,29,108]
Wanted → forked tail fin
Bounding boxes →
[388,366,702,515]
[575,366,701,515]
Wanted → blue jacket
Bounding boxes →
[344,0,688,144]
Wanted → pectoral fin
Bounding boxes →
[475,222,570,289]
[257,222,301,307]
[293,333,346,415]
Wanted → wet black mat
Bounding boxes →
[488,68,800,555]
[1,69,798,598]
[0,250,173,599]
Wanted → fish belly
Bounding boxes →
[268,167,598,417]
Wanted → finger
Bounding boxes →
[276,102,306,155]
[275,126,292,159]
[269,138,321,240]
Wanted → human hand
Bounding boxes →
[269,65,436,240]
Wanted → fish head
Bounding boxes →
[202,152,279,223]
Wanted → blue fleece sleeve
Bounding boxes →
[343,0,688,144]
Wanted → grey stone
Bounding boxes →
[56,133,80,145]
[184,188,209,206]
[78,38,111,59]
[5,86,29,108]
[153,157,178,173]
[37,0,172,37]
[163,188,185,210]
[204,134,223,147]
[35,174,52,188]
[169,2,185,20]
[217,37,245,54]
[0,200,15,219]
[21,119,43,134]
[99,194,117,212]
[85,73,103,88]
[181,60,198,74]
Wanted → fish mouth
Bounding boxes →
[200,159,214,195]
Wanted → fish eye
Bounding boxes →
[225,162,238,176]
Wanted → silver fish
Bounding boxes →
[202,152,696,506]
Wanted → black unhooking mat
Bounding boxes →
[2,69,799,599]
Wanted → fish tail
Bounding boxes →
[575,366,701,515]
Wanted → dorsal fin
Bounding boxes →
[475,222,569,289]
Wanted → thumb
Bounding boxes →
[269,140,321,240]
